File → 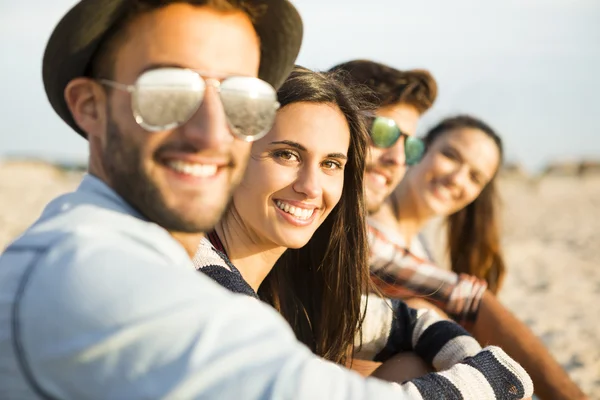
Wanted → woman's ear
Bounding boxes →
[64,78,106,139]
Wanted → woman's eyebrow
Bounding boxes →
[327,153,347,160]
[268,140,306,151]
[269,141,347,160]
[445,144,463,161]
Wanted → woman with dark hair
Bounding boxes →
[426,116,504,292]
[384,115,505,293]
[194,66,371,363]
[192,67,534,399]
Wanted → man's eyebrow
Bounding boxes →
[138,64,249,79]
[139,63,186,74]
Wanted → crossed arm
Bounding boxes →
[368,224,588,400]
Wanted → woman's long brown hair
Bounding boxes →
[257,67,371,364]
[424,115,506,294]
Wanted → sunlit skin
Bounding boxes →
[406,127,501,218]
[370,126,500,244]
[64,4,261,256]
[216,102,351,290]
[364,103,421,213]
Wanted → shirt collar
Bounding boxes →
[77,174,147,221]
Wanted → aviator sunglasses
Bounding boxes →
[100,67,280,142]
[369,116,426,165]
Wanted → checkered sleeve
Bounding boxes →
[368,224,488,326]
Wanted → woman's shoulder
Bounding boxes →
[193,237,233,271]
[193,237,259,299]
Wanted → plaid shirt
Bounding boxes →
[368,222,487,327]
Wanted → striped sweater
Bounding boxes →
[193,236,533,399]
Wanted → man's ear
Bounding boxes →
[64,78,106,139]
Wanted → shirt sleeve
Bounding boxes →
[368,225,488,326]
[14,235,532,400]
[373,300,482,371]
[359,297,533,398]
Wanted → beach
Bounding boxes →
[1,160,598,397]
[498,174,600,397]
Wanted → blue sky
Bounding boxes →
[1,0,599,171]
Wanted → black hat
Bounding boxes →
[42,0,303,138]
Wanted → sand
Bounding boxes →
[498,176,600,397]
[1,160,598,397]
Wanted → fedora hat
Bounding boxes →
[42,0,303,138]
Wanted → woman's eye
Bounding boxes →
[470,172,484,185]
[274,150,299,162]
[322,160,342,170]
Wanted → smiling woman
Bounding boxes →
[393,115,505,293]
[422,116,505,293]
[193,66,371,364]
[237,102,351,249]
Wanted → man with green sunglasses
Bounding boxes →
[332,59,587,400]
[331,60,433,214]
[369,115,426,165]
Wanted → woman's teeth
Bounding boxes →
[167,160,218,177]
[432,182,452,200]
[275,200,315,220]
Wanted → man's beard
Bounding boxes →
[365,190,384,215]
[364,168,388,215]
[102,117,229,233]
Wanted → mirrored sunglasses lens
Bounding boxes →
[371,117,401,148]
[133,68,205,130]
[220,77,278,141]
[405,136,426,165]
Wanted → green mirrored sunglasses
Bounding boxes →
[370,116,425,165]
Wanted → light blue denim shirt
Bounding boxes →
[0,174,432,400]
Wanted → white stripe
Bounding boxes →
[391,381,424,399]
[411,308,443,347]
[486,346,535,398]
[432,335,482,371]
[437,363,496,400]
[192,238,232,271]
[354,295,394,360]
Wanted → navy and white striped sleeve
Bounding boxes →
[356,296,533,399]
[375,300,482,371]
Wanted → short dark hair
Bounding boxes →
[87,0,262,80]
[329,59,438,114]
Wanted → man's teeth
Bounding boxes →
[167,160,218,177]
[370,172,387,186]
[275,200,315,220]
